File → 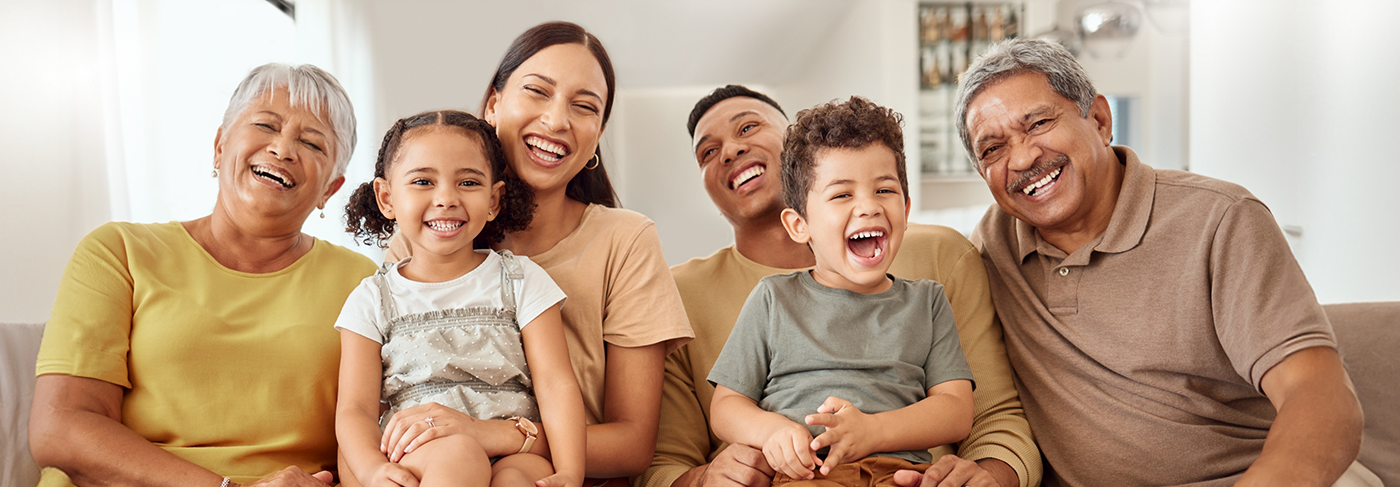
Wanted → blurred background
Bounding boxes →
[3,0,1397,324]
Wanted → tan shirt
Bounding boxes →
[972,147,1336,486]
[638,224,1041,487]
[388,204,694,425]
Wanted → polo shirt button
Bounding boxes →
[1058,267,1069,276]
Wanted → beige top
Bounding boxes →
[388,204,693,424]
[972,147,1336,486]
[638,223,1041,487]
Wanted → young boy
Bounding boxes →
[707,96,975,486]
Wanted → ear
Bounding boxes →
[780,208,810,245]
[488,180,505,222]
[1090,94,1113,146]
[213,127,225,168]
[320,175,346,203]
[373,177,395,220]
[903,197,912,222]
[483,89,500,126]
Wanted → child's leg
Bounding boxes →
[397,434,492,487]
[489,453,554,487]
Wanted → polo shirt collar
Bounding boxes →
[1013,146,1154,262]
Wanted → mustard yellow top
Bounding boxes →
[36,221,376,484]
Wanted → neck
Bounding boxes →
[496,186,586,257]
[187,206,310,273]
[399,249,488,283]
[732,215,814,269]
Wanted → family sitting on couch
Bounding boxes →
[26,22,1381,487]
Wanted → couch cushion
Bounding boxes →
[1326,302,1400,487]
[0,323,44,487]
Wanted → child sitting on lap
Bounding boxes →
[708,97,975,487]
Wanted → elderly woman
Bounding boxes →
[28,64,377,487]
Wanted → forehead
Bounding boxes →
[965,72,1067,133]
[694,97,783,137]
[812,145,899,181]
[243,87,332,132]
[511,43,608,98]
[396,128,490,168]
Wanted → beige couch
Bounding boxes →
[2,303,1397,486]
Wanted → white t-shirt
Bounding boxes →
[334,251,566,343]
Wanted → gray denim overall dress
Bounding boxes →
[375,251,540,427]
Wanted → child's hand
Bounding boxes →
[761,421,818,481]
[533,471,582,487]
[806,396,878,475]
[370,461,420,487]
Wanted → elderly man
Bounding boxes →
[634,86,1041,487]
[958,39,1377,486]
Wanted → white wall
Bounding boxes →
[1191,0,1400,303]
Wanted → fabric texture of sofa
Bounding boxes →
[1,303,1396,486]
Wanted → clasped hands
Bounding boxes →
[762,396,877,481]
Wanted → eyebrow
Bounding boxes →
[694,111,762,152]
[524,73,603,102]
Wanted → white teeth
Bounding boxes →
[730,165,765,189]
[1021,167,1062,195]
[252,165,294,188]
[526,136,566,160]
[873,247,882,257]
[848,230,885,240]
[426,220,463,232]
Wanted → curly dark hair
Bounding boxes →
[686,84,787,137]
[345,110,535,249]
[781,96,908,217]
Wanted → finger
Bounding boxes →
[310,470,335,485]
[732,445,776,477]
[534,474,568,487]
[792,435,815,472]
[934,460,979,487]
[403,425,439,455]
[780,442,811,480]
[386,465,420,487]
[891,469,927,487]
[810,430,834,452]
[382,414,407,456]
[804,413,836,428]
[390,423,424,462]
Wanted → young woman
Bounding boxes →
[378,21,693,485]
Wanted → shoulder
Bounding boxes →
[671,247,732,285]
[309,239,379,275]
[583,205,656,235]
[755,271,804,294]
[1153,169,1261,207]
[893,223,982,282]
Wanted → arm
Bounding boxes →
[336,331,418,486]
[1237,347,1363,486]
[522,305,587,487]
[806,380,974,474]
[710,385,816,481]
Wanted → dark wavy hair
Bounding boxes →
[781,96,908,217]
[345,110,535,249]
[686,84,787,137]
[482,21,620,208]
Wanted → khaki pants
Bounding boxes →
[1335,460,1383,487]
[772,456,928,487]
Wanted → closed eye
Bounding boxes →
[303,141,323,152]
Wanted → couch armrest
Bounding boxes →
[1,322,45,487]
[1325,302,1400,487]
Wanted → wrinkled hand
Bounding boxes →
[533,471,581,487]
[381,402,482,462]
[761,421,817,481]
[805,396,877,475]
[891,455,1000,487]
[238,466,334,486]
[699,444,774,487]
[368,461,420,487]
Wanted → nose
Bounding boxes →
[539,99,571,132]
[854,193,883,218]
[266,131,297,163]
[722,140,748,166]
[431,184,458,208]
[1006,139,1041,173]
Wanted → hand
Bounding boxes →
[239,466,335,486]
[533,471,582,487]
[760,422,817,481]
[380,402,482,462]
[369,462,420,487]
[805,396,877,475]
[696,444,774,487]
[891,455,1001,487]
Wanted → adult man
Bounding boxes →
[634,86,1040,487]
[960,39,1375,486]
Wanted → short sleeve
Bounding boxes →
[36,223,137,387]
[514,256,567,330]
[1209,199,1335,391]
[706,282,772,401]
[333,277,388,344]
[602,220,693,352]
[923,283,974,390]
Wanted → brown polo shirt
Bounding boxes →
[972,146,1336,486]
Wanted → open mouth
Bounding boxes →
[846,229,887,261]
[425,219,464,233]
[1019,167,1062,197]
[729,164,765,190]
[252,165,296,189]
[525,135,569,163]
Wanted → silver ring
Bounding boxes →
[424,416,436,428]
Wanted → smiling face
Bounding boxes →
[213,87,344,230]
[780,145,909,294]
[692,97,789,226]
[484,43,608,197]
[375,128,503,277]
[965,72,1121,245]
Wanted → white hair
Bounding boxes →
[219,63,357,177]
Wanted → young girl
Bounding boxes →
[336,110,585,487]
